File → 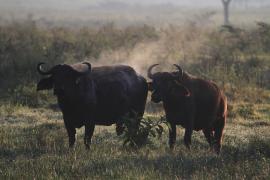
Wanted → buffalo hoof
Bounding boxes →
[169,143,175,150]
[184,142,191,150]
[85,144,90,150]
[84,138,91,150]
[213,144,221,155]
[167,147,175,154]
[69,143,75,149]
[184,141,191,150]
[68,145,76,152]
[185,145,191,151]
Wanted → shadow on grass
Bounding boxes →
[240,121,270,127]
[80,137,270,178]
[1,122,270,179]
[1,114,37,125]
[0,123,68,160]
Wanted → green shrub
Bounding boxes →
[7,83,52,107]
[121,115,169,148]
[0,20,159,97]
[0,20,270,105]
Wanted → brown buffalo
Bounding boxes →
[147,64,227,154]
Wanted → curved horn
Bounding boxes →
[81,62,92,74]
[82,62,91,71]
[37,62,54,75]
[173,64,183,77]
[147,64,159,79]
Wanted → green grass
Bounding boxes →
[0,103,270,179]
[0,20,270,179]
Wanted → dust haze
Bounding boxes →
[90,26,203,76]
[1,0,270,75]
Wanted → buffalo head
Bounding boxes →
[37,62,96,105]
[147,64,190,103]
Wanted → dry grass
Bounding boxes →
[0,102,269,179]
[0,16,270,179]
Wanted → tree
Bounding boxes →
[222,0,232,25]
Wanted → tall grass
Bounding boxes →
[1,21,270,107]
[0,19,158,106]
[0,106,270,179]
[0,19,158,94]
[0,19,270,179]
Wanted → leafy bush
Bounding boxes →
[6,83,53,107]
[121,116,169,148]
[0,19,158,96]
[186,23,270,103]
[1,20,270,106]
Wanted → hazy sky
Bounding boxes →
[1,0,268,10]
[0,0,226,9]
[1,0,269,27]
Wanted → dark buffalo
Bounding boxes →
[147,64,227,154]
[37,62,148,149]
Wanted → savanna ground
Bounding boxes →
[1,7,270,179]
[0,103,270,179]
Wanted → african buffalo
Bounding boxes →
[37,62,148,149]
[147,64,227,154]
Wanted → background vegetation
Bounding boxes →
[0,14,270,179]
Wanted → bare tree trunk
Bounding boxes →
[222,0,232,25]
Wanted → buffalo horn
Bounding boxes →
[37,62,54,75]
[81,62,92,74]
[173,64,183,78]
[147,64,159,79]
[82,62,91,70]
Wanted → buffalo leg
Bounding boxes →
[214,118,225,155]
[66,127,76,148]
[126,111,141,134]
[203,128,214,148]
[184,128,192,150]
[169,123,176,149]
[116,122,125,136]
[184,116,194,149]
[183,106,194,150]
[84,124,95,150]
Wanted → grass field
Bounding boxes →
[0,101,270,179]
[0,9,270,179]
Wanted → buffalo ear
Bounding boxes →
[148,82,154,91]
[37,77,53,91]
[170,80,191,97]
